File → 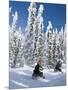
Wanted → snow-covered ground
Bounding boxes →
[9,64,66,89]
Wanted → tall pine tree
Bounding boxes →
[9,11,24,67]
[24,2,37,65]
[46,21,53,67]
[36,5,45,63]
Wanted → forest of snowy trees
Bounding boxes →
[9,2,66,68]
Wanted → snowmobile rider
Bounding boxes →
[32,58,45,79]
[54,60,62,72]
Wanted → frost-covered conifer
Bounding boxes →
[9,11,24,67]
[24,2,37,65]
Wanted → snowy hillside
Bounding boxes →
[9,64,66,89]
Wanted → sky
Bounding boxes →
[9,1,66,32]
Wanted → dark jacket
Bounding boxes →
[55,61,62,71]
[33,64,43,75]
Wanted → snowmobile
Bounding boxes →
[32,64,45,80]
[54,61,62,72]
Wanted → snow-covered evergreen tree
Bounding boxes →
[57,27,63,62]
[9,11,24,67]
[24,2,37,65]
[35,5,45,63]
[52,28,58,66]
[32,16,38,62]
[32,5,45,64]
[46,21,54,67]
[58,26,66,63]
